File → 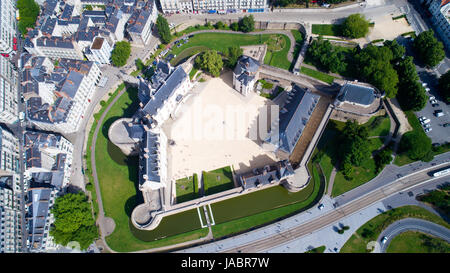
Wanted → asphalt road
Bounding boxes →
[216,162,450,253]
[378,218,450,252]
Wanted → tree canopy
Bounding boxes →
[341,14,370,39]
[195,50,223,77]
[395,56,427,111]
[413,30,445,67]
[399,131,432,161]
[17,0,40,35]
[339,120,371,178]
[239,15,255,33]
[224,46,243,68]
[307,36,348,74]
[354,44,399,98]
[156,15,172,44]
[50,192,98,250]
[383,40,406,64]
[438,70,450,104]
[111,41,131,67]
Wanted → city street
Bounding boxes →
[178,153,450,253]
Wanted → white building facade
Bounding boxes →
[85,36,113,64]
[0,55,19,124]
[160,0,268,14]
[428,0,450,52]
[0,0,16,53]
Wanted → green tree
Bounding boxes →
[50,192,98,250]
[413,30,445,67]
[156,14,172,44]
[215,21,225,29]
[307,36,348,74]
[395,56,427,111]
[135,58,145,71]
[341,14,370,38]
[340,120,371,171]
[438,70,450,103]
[195,50,223,77]
[375,148,392,171]
[17,0,40,35]
[239,15,255,33]
[230,22,239,31]
[111,41,131,67]
[399,131,432,161]
[354,44,399,98]
[224,45,243,68]
[383,40,406,63]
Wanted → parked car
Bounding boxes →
[422,82,428,87]
[419,116,426,121]
[443,123,450,127]
[420,119,431,125]
[381,237,388,244]
[424,123,431,128]
[434,110,444,117]
[425,127,432,133]
[429,96,435,100]
[430,99,438,104]
[318,204,324,210]
[432,103,439,107]
[425,87,430,92]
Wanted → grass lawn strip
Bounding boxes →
[176,175,198,203]
[203,166,234,196]
[386,231,450,253]
[300,66,335,84]
[340,205,450,253]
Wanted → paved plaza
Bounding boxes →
[165,71,279,180]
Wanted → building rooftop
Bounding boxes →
[266,84,320,154]
[338,82,376,106]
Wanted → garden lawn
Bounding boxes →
[263,34,292,70]
[340,205,450,253]
[203,166,234,196]
[365,115,391,137]
[311,24,343,36]
[394,111,429,166]
[300,66,335,84]
[93,87,208,252]
[386,231,450,253]
[176,175,198,203]
[167,32,291,70]
[306,245,326,253]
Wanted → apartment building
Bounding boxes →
[428,0,450,52]
[85,36,113,64]
[0,55,19,125]
[22,54,102,134]
[0,177,23,253]
[160,0,268,14]
[0,0,16,53]
[0,125,22,253]
[25,187,57,252]
[23,131,74,191]
[126,2,158,46]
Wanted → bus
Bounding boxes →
[432,168,450,177]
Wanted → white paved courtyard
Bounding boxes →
[165,72,279,180]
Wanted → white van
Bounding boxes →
[421,118,431,124]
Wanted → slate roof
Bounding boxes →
[266,84,320,154]
[338,83,376,106]
[139,130,163,187]
[26,188,53,251]
[239,160,294,190]
[234,55,259,86]
[142,65,187,117]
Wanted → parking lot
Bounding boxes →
[414,77,450,145]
